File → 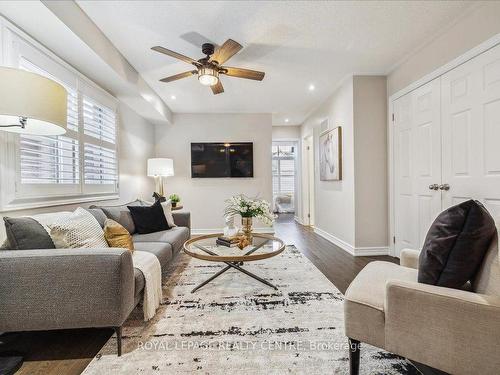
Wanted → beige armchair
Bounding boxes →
[344,234,500,375]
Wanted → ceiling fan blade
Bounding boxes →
[151,46,199,66]
[159,70,197,83]
[222,67,265,81]
[211,80,224,95]
[210,39,242,64]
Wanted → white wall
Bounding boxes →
[301,77,356,246]
[0,102,156,241]
[272,126,301,140]
[155,113,273,233]
[300,76,388,255]
[388,2,500,96]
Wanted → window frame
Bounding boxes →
[0,18,119,212]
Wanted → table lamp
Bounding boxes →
[0,67,67,135]
[147,158,174,196]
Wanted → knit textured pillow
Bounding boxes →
[48,207,109,249]
[104,219,134,252]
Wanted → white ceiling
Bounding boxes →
[76,1,475,126]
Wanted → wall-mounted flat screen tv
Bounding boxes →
[191,142,254,178]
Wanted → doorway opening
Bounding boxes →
[272,141,297,215]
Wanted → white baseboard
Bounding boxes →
[354,247,390,256]
[313,227,388,257]
[294,215,304,225]
[191,227,275,235]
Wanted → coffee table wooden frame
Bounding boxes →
[183,233,285,293]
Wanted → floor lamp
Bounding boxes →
[147,158,175,197]
[0,66,68,374]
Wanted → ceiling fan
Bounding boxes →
[151,39,265,95]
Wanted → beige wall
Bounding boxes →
[388,3,500,96]
[272,126,301,140]
[155,113,273,232]
[300,76,388,253]
[0,102,156,241]
[353,76,388,248]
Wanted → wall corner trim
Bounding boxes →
[313,227,388,257]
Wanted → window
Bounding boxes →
[272,142,297,213]
[0,25,119,209]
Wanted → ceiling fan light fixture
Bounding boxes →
[198,67,219,86]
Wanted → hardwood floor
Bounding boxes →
[273,213,398,294]
[1,214,397,374]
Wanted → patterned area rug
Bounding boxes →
[83,245,418,374]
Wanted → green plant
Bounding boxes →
[169,193,180,203]
[224,194,275,225]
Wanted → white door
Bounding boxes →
[393,78,442,256]
[441,44,500,218]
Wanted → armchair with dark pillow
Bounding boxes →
[344,201,499,375]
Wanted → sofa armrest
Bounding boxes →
[399,248,420,269]
[0,248,135,332]
[385,280,500,374]
[173,211,191,229]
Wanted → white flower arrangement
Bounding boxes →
[224,194,276,226]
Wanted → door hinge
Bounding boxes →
[307,146,310,150]
[392,113,395,122]
[393,236,396,244]
[307,213,311,218]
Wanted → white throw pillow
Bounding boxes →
[161,199,177,228]
[48,207,109,249]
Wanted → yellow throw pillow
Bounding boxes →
[104,219,134,252]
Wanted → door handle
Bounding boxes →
[439,184,450,191]
[428,184,439,191]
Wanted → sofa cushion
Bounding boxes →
[418,200,496,288]
[3,217,55,250]
[84,208,107,228]
[48,208,109,249]
[134,242,173,269]
[134,268,145,299]
[132,227,190,254]
[91,199,145,234]
[128,200,170,234]
[345,261,417,312]
[104,219,134,252]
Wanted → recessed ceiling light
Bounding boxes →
[285,118,289,123]
[308,84,315,91]
[170,95,176,100]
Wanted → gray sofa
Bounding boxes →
[0,200,190,356]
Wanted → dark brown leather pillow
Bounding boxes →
[418,200,496,288]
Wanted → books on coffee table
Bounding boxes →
[216,236,239,247]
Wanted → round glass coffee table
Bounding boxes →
[183,233,285,293]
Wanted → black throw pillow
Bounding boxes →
[127,200,170,234]
[3,217,55,250]
[418,200,496,288]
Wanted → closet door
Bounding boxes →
[441,44,500,218]
[394,78,442,256]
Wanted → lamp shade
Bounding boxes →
[147,158,174,177]
[0,67,67,135]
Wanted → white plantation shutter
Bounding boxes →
[84,143,117,185]
[20,135,79,184]
[13,37,119,200]
[83,96,116,144]
[82,93,118,192]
